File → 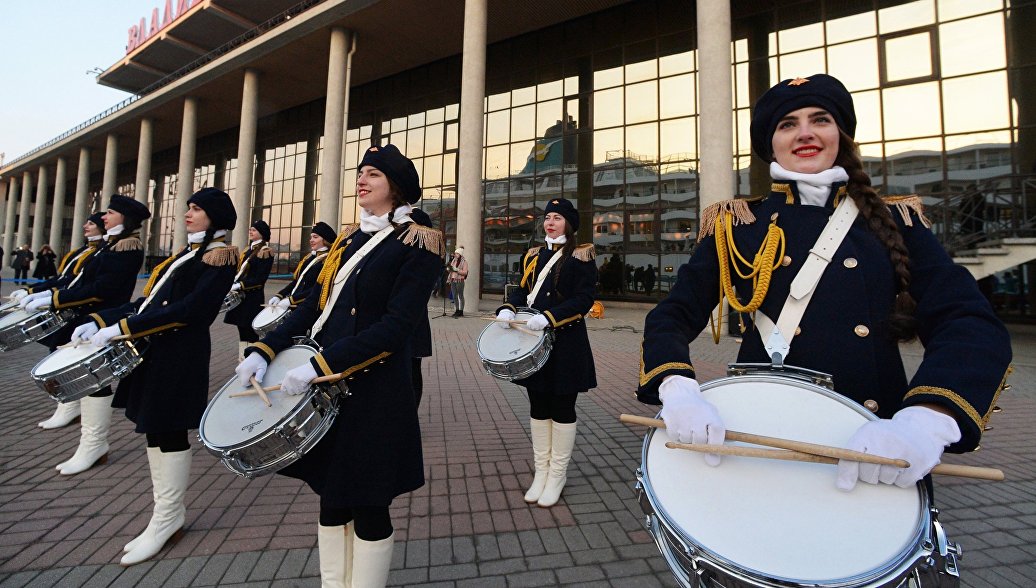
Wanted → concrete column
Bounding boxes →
[456,0,487,307]
[135,118,154,248]
[2,177,17,269]
[696,0,734,209]
[49,157,68,252]
[70,147,92,250]
[319,27,353,229]
[17,171,34,252]
[31,166,50,253]
[102,133,119,208]
[174,97,199,251]
[233,68,260,247]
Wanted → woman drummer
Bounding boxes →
[236,144,442,587]
[267,221,336,310]
[224,218,273,358]
[495,197,598,508]
[638,74,1011,491]
[72,187,238,565]
[21,197,149,473]
[16,211,107,430]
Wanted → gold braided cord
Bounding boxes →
[710,211,785,342]
[316,230,352,310]
[142,254,178,297]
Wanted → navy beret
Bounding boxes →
[251,219,271,242]
[545,197,579,232]
[187,187,237,232]
[359,144,422,204]
[107,194,151,223]
[750,74,856,162]
[86,212,105,229]
[311,221,337,245]
[409,207,433,228]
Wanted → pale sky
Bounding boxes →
[0,1,153,165]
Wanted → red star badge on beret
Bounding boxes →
[369,146,379,151]
[551,200,560,204]
[788,77,810,86]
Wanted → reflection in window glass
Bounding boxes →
[943,130,1010,154]
[627,122,659,161]
[779,48,825,80]
[883,82,941,140]
[594,87,624,129]
[425,124,444,155]
[626,59,658,84]
[884,33,933,82]
[826,11,876,44]
[827,39,878,91]
[510,141,535,176]
[937,0,1002,21]
[884,137,943,195]
[735,108,751,156]
[488,92,509,111]
[943,72,1009,134]
[660,74,695,118]
[878,0,935,34]
[511,104,536,142]
[734,39,748,63]
[778,22,825,54]
[594,66,623,90]
[423,155,443,187]
[852,90,883,144]
[484,145,509,180]
[659,51,694,77]
[626,80,658,125]
[939,14,1005,77]
[513,86,536,107]
[537,100,563,135]
[406,128,424,159]
[446,123,459,151]
[486,110,509,145]
[661,117,696,161]
[539,80,563,101]
[735,63,750,108]
[594,128,624,164]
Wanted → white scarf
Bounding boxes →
[359,205,414,234]
[105,224,125,240]
[86,234,103,242]
[188,229,226,244]
[769,162,849,207]
[545,234,567,247]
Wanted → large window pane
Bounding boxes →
[660,74,696,118]
[828,39,879,91]
[882,82,941,140]
[511,104,536,142]
[659,51,694,77]
[942,72,1009,134]
[939,14,1005,77]
[883,32,933,82]
[937,0,1002,21]
[778,48,825,80]
[661,117,696,161]
[627,123,659,161]
[594,128,624,165]
[486,110,510,145]
[826,12,876,44]
[626,80,658,124]
[853,91,883,144]
[594,87,624,129]
[778,22,824,54]
[879,0,935,34]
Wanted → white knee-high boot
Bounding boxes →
[317,523,354,588]
[39,399,81,429]
[351,532,394,588]
[124,447,163,553]
[537,421,577,508]
[121,449,190,566]
[524,418,553,503]
[58,395,112,475]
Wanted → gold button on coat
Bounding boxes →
[864,399,879,412]
[854,324,870,337]
[843,257,858,268]
[350,308,356,315]
[782,256,792,267]
[794,326,801,336]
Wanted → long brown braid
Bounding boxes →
[551,223,577,288]
[834,130,918,341]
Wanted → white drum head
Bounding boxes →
[252,306,288,329]
[34,343,103,374]
[477,310,544,362]
[202,345,318,448]
[0,308,32,328]
[645,376,923,582]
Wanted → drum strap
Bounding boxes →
[526,249,563,307]
[756,197,859,365]
[288,252,329,299]
[139,243,227,313]
[310,226,395,337]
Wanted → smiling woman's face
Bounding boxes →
[771,106,841,174]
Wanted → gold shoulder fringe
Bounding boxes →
[573,243,596,262]
[526,246,543,259]
[111,236,143,252]
[883,195,931,228]
[338,224,360,243]
[255,246,273,259]
[697,198,757,242]
[203,245,239,267]
[399,224,445,258]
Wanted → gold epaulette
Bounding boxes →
[526,246,543,260]
[255,245,273,259]
[203,245,239,267]
[337,224,360,246]
[883,195,931,228]
[697,198,758,242]
[111,236,143,252]
[399,223,445,258]
[572,243,596,262]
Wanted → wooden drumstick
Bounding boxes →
[233,373,343,396]
[620,414,908,468]
[250,376,272,407]
[478,317,529,325]
[664,441,1005,481]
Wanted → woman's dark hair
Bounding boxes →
[551,217,578,288]
[835,129,917,341]
[387,178,410,219]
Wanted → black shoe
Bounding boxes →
[457,310,464,317]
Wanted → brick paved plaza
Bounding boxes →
[1,281,1034,587]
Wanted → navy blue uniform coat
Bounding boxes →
[638,184,1012,453]
[276,251,327,307]
[499,243,598,393]
[224,241,273,334]
[246,222,443,507]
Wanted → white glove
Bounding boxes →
[276,297,292,309]
[231,282,242,292]
[526,314,549,331]
[496,309,516,329]
[19,291,50,309]
[281,362,318,396]
[71,322,100,343]
[659,375,726,466]
[236,352,269,386]
[25,293,54,311]
[268,296,281,306]
[10,289,28,301]
[90,325,122,348]
[836,406,961,491]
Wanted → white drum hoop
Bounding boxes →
[252,305,291,338]
[476,307,554,381]
[31,339,148,403]
[636,365,958,588]
[0,309,70,352]
[220,290,243,314]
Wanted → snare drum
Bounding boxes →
[199,343,347,478]
[0,309,69,352]
[220,290,243,314]
[476,308,554,381]
[251,305,290,338]
[30,340,148,403]
[637,367,961,588]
